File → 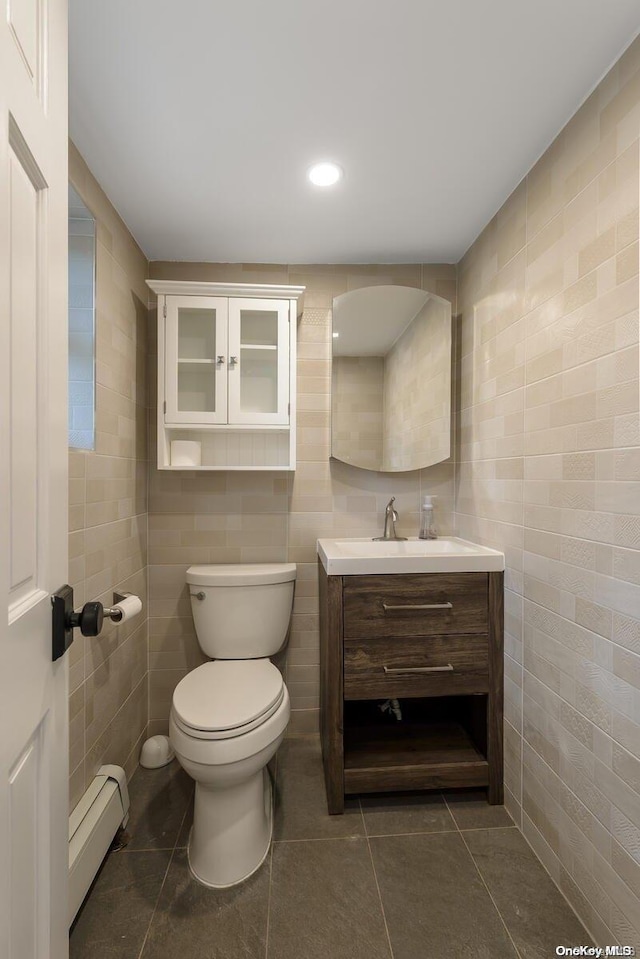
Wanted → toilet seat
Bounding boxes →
[172,660,285,741]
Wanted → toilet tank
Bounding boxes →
[186,564,296,659]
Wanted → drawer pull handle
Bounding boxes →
[382,602,453,612]
[382,664,454,674]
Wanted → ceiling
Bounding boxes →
[69,1,640,265]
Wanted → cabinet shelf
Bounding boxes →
[343,698,488,794]
[164,423,289,433]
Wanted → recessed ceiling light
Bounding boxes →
[308,162,343,186]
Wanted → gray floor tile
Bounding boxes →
[463,827,591,958]
[141,848,269,959]
[176,794,193,848]
[269,838,391,959]
[443,788,514,830]
[273,737,364,840]
[361,791,456,836]
[370,832,518,959]
[125,761,193,850]
[70,850,171,959]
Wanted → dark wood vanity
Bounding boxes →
[319,565,504,814]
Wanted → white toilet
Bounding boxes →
[169,562,296,888]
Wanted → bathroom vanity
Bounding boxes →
[317,538,505,814]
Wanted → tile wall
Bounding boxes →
[456,38,640,948]
[146,262,456,737]
[68,143,150,810]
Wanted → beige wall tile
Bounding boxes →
[457,34,640,947]
[68,143,149,811]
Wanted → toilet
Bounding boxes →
[169,562,296,888]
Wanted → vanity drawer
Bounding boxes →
[343,634,489,699]
[343,572,488,639]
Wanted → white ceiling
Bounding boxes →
[69,1,640,264]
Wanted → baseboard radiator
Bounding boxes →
[68,765,130,926]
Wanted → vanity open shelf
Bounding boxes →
[343,697,489,795]
[318,542,505,814]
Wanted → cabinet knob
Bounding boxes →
[217,355,225,364]
[229,356,238,366]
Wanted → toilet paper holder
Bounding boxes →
[52,585,141,660]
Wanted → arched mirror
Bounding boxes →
[331,285,452,472]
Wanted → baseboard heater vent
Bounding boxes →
[68,765,130,926]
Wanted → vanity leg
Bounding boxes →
[319,563,345,815]
[488,571,504,805]
[326,777,345,816]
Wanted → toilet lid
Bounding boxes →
[186,563,296,586]
[172,660,284,734]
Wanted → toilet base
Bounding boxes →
[187,765,274,888]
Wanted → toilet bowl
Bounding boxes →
[169,563,295,888]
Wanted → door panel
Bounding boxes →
[7,0,43,92]
[8,135,45,614]
[9,722,48,959]
[0,1,69,956]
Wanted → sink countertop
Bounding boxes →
[317,536,505,575]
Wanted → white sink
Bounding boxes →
[317,536,505,575]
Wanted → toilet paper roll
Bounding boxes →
[112,594,142,624]
[171,440,202,467]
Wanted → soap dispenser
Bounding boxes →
[419,495,437,540]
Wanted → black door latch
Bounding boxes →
[51,585,124,661]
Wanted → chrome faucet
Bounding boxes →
[373,497,408,541]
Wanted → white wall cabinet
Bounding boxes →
[148,281,304,470]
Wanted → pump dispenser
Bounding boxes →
[419,495,437,540]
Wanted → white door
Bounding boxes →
[164,294,229,425]
[227,297,290,425]
[0,1,70,958]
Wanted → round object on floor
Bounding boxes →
[140,734,175,768]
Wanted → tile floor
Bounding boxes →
[70,736,591,959]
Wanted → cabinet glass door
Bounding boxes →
[165,295,228,424]
[227,298,290,425]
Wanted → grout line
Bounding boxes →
[135,847,175,959]
[366,823,517,840]
[121,845,177,853]
[271,834,366,844]
[519,811,604,947]
[357,792,367,836]
[454,823,517,834]
[442,794,524,959]
[264,844,274,959]
[361,799,396,959]
[137,789,192,959]
[265,744,281,959]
